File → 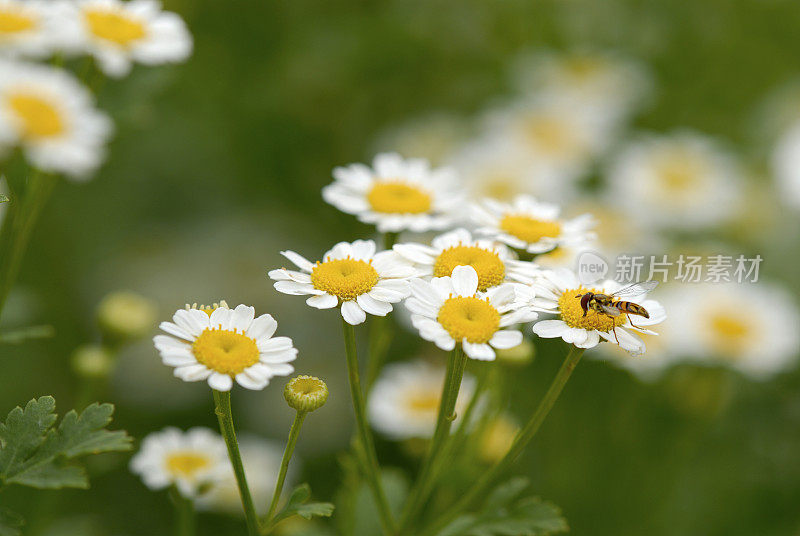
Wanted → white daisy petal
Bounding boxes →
[341,300,367,325]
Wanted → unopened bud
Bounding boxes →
[284,375,328,413]
[97,291,157,342]
[71,344,114,379]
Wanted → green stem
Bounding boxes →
[213,390,260,536]
[170,487,196,536]
[265,410,307,523]
[365,315,394,394]
[398,345,468,532]
[341,319,396,535]
[422,346,585,536]
[0,172,56,321]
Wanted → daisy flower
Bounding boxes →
[0,0,76,58]
[662,282,800,380]
[528,268,665,355]
[269,239,416,325]
[72,0,192,78]
[405,265,537,361]
[322,152,463,233]
[471,195,595,255]
[393,228,539,292]
[0,59,112,178]
[153,302,297,391]
[368,359,475,440]
[129,427,229,498]
[605,131,744,229]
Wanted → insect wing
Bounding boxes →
[600,304,621,317]
[610,280,658,298]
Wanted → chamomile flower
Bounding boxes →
[0,60,112,178]
[528,268,665,355]
[405,265,537,361]
[393,228,539,292]
[471,195,595,255]
[0,0,76,58]
[129,427,228,498]
[606,132,744,229]
[663,282,800,379]
[368,359,475,440]
[322,152,463,233]
[269,239,415,325]
[153,303,297,391]
[72,0,192,78]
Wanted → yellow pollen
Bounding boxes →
[706,312,750,356]
[433,245,505,291]
[438,296,500,344]
[558,288,628,332]
[500,214,562,245]
[367,181,432,214]
[186,300,229,317]
[191,328,259,375]
[84,8,146,46]
[7,92,64,139]
[165,451,212,478]
[310,257,379,301]
[0,8,35,34]
[405,390,441,413]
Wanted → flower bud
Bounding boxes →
[284,375,328,413]
[71,344,114,379]
[97,291,157,342]
[495,338,535,366]
[479,414,519,464]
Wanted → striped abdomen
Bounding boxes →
[614,301,649,318]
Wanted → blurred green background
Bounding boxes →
[2,0,800,534]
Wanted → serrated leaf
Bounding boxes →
[269,483,335,527]
[0,398,132,490]
[0,325,55,344]
[0,507,24,536]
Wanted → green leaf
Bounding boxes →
[0,398,132,490]
[436,479,568,536]
[0,325,55,344]
[0,507,24,536]
[269,483,335,527]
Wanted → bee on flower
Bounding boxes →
[269,239,416,325]
[471,195,595,255]
[0,59,112,178]
[368,359,476,440]
[526,268,665,355]
[405,265,538,361]
[322,152,463,233]
[129,427,229,498]
[153,302,297,391]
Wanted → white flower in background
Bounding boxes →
[196,436,286,516]
[372,113,467,166]
[472,195,595,255]
[0,60,112,178]
[393,228,539,292]
[0,0,77,58]
[446,134,579,203]
[368,360,475,440]
[72,0,192,78]
[606,132,744,230]
[405,265,537,360]
[129,427,229,498]
[594,330,679,381]
[511,49,652,122]
[269,239,415,325]
[771,121,800,210]
[153,302,297,391]
[322,152,463,233]
[663,282,800,379]
[528,268,665,355]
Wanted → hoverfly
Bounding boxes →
[575,280,659,342]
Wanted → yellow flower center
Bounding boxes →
[165,451,212,478]
[656,156,703,192]
[0,8,35,34]
[85,8,146,46]
[499,214,562,245]
[433,245,505,291]
[405,390,441,413]
[367,181,432,214]
[192,328,259,375]
[522,116,573,155]
[6,92,64,139]
[437,296,500,344]
[705,311,750,356]
[558,288,628,332]
[310,257,379,301]
[564,57,605,81]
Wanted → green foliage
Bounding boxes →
[0,396,132,489]
[0,508,24,536]
[266,483,335,528]
[0,325,55,344]
[436,478,568,536]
